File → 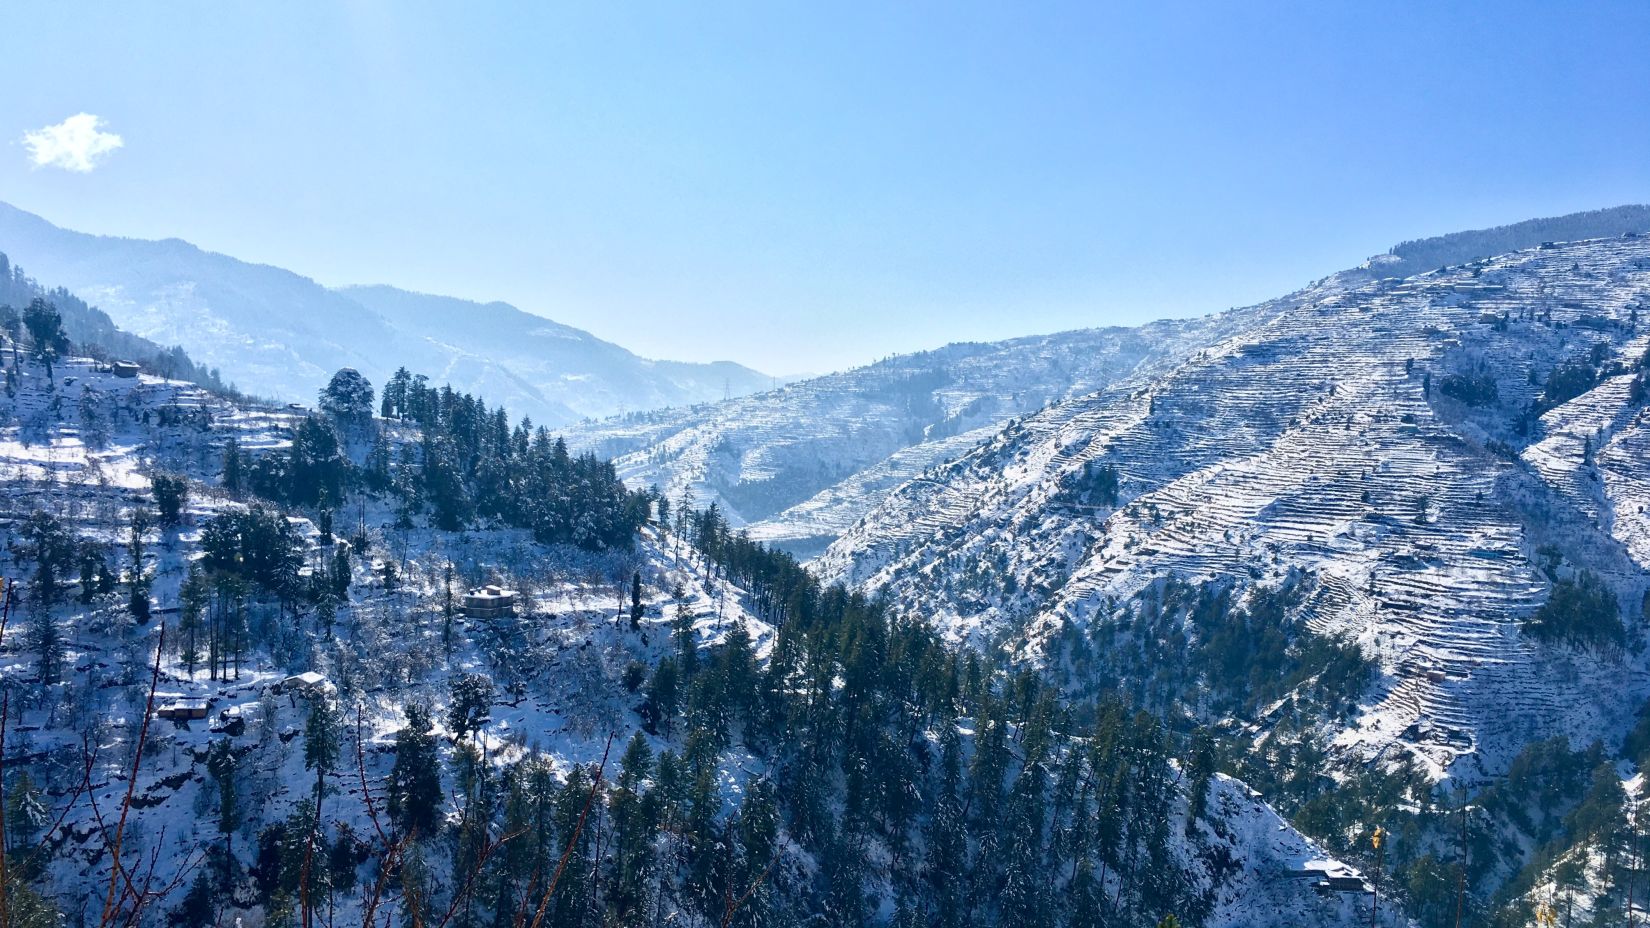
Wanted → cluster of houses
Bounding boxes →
[156,587,514,733]
[155,670,337,734]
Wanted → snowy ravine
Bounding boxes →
[566,207,1650,569]
[819,233,1650,784]
[0,356,1380,925]
[564,315,1261,560]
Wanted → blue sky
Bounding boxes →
[2,2,1647,375]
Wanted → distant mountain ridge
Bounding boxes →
[565,205,1650,560]
[0,201,771,424]
[0,248,232,393]
[341,284,773,424]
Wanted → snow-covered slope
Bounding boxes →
[0,201,770,424]
[565,315,1263,558]
[820,233,1650,782]
[0,355,1376,926]
[565,206,1650,562]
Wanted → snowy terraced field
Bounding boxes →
[821,235,1650,782]
[0,358,778,912]
[565,312,1280,558]
[0,355,1375,924]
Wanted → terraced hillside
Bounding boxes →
[819,233,1650,781]
[569,208,1650,565]
[564,313,1273,558]
[0,354,1378,927]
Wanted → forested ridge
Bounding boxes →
[0,324,1237,928]
[13,233,1650,928]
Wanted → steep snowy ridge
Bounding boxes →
[821,234,1650,781]
[565,310,1273,558]
[565,206,1650,565]
[0,356,1375,924]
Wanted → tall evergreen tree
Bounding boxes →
[304,699,341,799]
[387,704,443,839]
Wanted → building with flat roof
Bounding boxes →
[463,585,518,619]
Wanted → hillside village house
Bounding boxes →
[463,585,518,619]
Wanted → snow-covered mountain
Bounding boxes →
[0,201,771,424]
[820,231,1650,784]
[0,351,1377,927]
[564,317,1250,558]
[571,208,1650,562]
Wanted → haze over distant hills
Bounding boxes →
[0,200,772,424]
[570,205,1650,558]
[8,198,1650,926]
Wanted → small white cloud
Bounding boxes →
[23,113,124,172]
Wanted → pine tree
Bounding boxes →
[999,760,1050,926]
[206,739,240,852]
[1069,857,1107,928]
[315,592,337,639]
[925,726,968,928]
[22,299,65,382]
[381,367,411,419]
[447,673,495,741]
[330,547,351,600]
[179,564,207,670]
[76,541,102,605]
[728,777,779,928]
[327,823,360,896]
[388,704,443,839]
[319,368,375,428]
[126,507,152,622]
[646,657,680,736]
[550,766,600,926]
[720,621,758,730]
[304,698,341,799]
[222,437,244,496]
[19,511,74,605]
[6,770,47,877]
[609,732,657,924]
[1184,727,1217,833]
[27,605,62,687]
[675,602,699,678]
[151,473,189,526]
[441,561,455,656]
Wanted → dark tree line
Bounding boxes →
[236,366,650,550]
[179,514,1227,927]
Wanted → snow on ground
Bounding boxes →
[0,355,784,918]
[1197,775,1384,927]
[819,234,1650,783]
[0,350,1384,924]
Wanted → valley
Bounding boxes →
[3,210,1650,927]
